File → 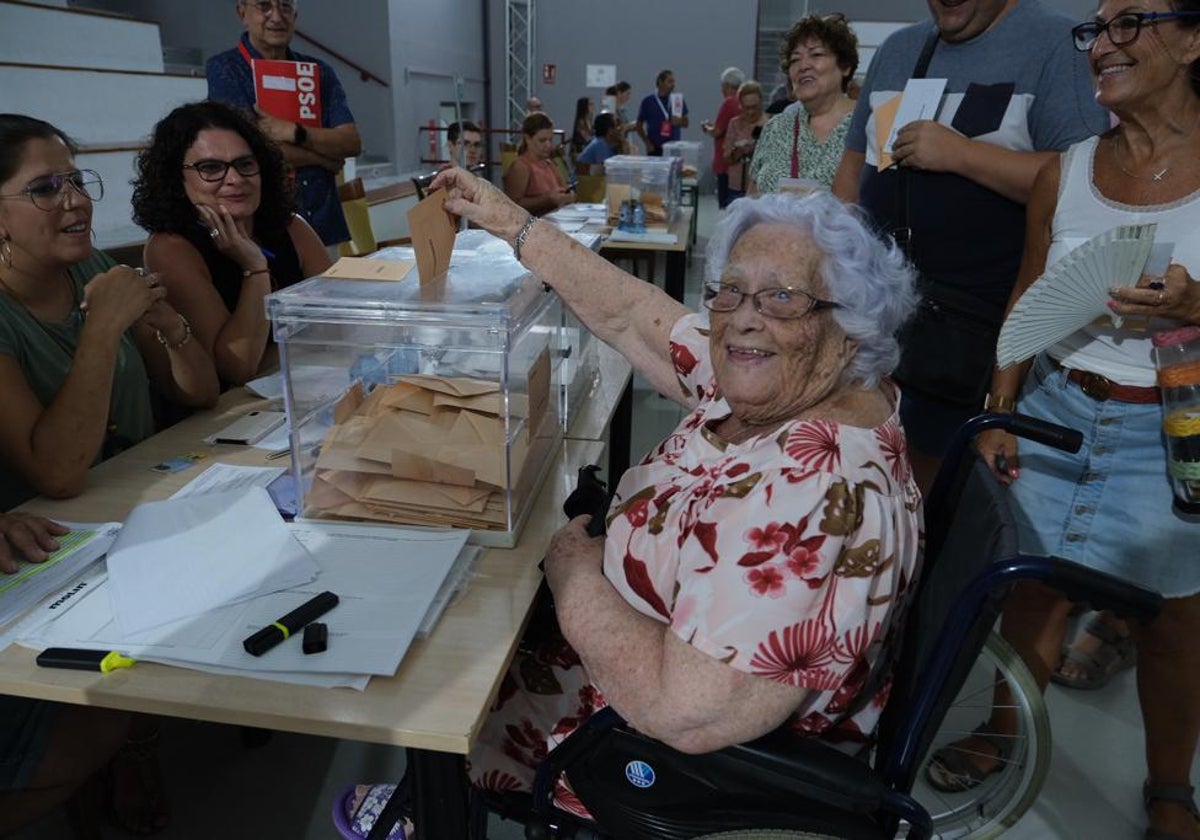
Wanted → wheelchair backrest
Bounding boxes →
[876,454,1019,785]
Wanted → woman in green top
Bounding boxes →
[0,115,218,511]
[747,15,859,194]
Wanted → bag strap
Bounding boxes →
[894,25,941,258]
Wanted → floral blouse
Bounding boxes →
[747,101,852,193]
[604,313,922,739]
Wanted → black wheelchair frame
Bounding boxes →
[366,412,1163,840]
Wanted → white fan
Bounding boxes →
[996,223,1158,368]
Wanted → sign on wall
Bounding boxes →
[586,64,616,89]
[542,63,557,85]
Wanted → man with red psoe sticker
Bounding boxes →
[206,0,362,247]
[636,69,690,156]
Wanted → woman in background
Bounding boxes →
[504,113,575,216]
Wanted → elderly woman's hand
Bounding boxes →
[0,513,68,574]
[544,515,605,597]
[430,167,529,246]
[1109,264,1200,324]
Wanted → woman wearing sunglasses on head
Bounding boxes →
[0,114,218,511]
[133,101,331,387]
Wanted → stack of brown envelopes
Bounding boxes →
[306,374,536,530]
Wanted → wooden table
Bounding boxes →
[3,388,608,838]
[600,207,693,303]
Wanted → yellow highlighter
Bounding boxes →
[36,648,136,673]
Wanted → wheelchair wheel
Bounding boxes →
[694,832,841,839]
[909,632,1051,840]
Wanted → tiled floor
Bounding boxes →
[13,195,1197,839]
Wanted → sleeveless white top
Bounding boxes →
[1046,135,1200,386]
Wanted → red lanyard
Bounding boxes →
[790,112,801,179]
[237,40,254,66]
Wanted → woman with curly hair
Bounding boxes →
[748,14,859,194]
[133,101,330,386]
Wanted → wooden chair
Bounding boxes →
[337,178,376,257]
[574,174,606,203]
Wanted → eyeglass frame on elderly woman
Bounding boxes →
[1071,10,1200,51]
[702,282,841,320]
[242,0,297,17]
[182,156,262,183]
[0,170,104,211]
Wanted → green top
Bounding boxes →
[747,102,852,194]
[0,250,155,511]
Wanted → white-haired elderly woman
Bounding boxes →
[340,176,921,835]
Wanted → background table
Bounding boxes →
[600,207,693,303]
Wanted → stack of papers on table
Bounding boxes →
[607,229,678,245]
[14,467,475,689]
[0,522,119,628]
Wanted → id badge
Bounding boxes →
[659,121,672,138]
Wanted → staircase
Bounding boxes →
[0,0,207,251]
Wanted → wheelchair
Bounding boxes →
[364,412,1163,840]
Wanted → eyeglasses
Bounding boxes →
[182,156,261,182]
[702,282,840,320]
[0,170,103,211]
[1071,11,1200,51]
[460,141,484,149]
[244,0,296,17]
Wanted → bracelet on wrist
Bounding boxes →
[243,268,270,279]
[155,313,192,351]
[984,393,1016,413]
[513,215,537,262]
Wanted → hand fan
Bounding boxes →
[996,223,1157,368]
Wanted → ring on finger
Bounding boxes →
[1158,290,1166,305]
[209,227,221,240]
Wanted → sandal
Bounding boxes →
[1051,613,1136,690]
[924,721,1013,793]
[333,782,413,840]
[1143,781,1200,840]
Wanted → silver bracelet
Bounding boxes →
[155,313,192,350]
[513,215,537,262]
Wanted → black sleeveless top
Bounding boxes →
[179,218,305,313]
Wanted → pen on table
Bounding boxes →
[36,648,136,673]
[242,591,339,656]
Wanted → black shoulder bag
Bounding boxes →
[890,27,1004,409]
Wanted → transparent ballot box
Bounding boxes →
[662,140,702,175]
[603,154,682,228]
[266,247,564,547]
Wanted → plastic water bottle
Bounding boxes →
[1153,325,1200,513]
[618,199,631,231]
[631,200,646,233]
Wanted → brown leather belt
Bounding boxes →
[1053,360,1161,404]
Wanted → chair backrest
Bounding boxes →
[500,143,517,176]
[575,174,606,203]
[411,170,439,200]
[875,454,1019,786]
[337,177,377,257]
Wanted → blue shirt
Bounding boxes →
[206,33,354,245]
[577,137,618,166]
[636,93,688,155]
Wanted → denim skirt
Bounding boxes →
[1009,355,1200,599]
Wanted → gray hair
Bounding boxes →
[720,67,746,89]
[704,192,917,388]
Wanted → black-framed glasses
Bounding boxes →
[702,282,840,320]
[244,0,296,17]
[182,156,261,182]
[1071,11,1200,51]
[0,169,103,211]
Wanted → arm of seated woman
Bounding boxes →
[288,214,333,277]
[146,232,272,385]
[547,517,810,754]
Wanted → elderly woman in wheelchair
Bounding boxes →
[340,178,922,838]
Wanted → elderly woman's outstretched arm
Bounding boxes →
[431,168,693,404]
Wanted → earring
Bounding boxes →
[0,237,11,269]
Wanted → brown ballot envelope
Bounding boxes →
[405,190,456,284]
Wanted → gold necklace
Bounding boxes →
[1112,133,1171,182]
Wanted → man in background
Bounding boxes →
[636,69,689,156]
[576,112,622,173]
[700,66,744,207]
[446,120,484,168]
[207,0,362,247]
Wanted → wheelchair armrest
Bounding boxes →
[1004,556,1162,625]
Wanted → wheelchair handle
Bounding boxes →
[957,412,1082,453]
[1002,557,1163,626]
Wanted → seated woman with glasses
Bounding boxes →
[339,178,921,836]
[133,101,331,387]
[0,114,219,834]
[0,114,218,511]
